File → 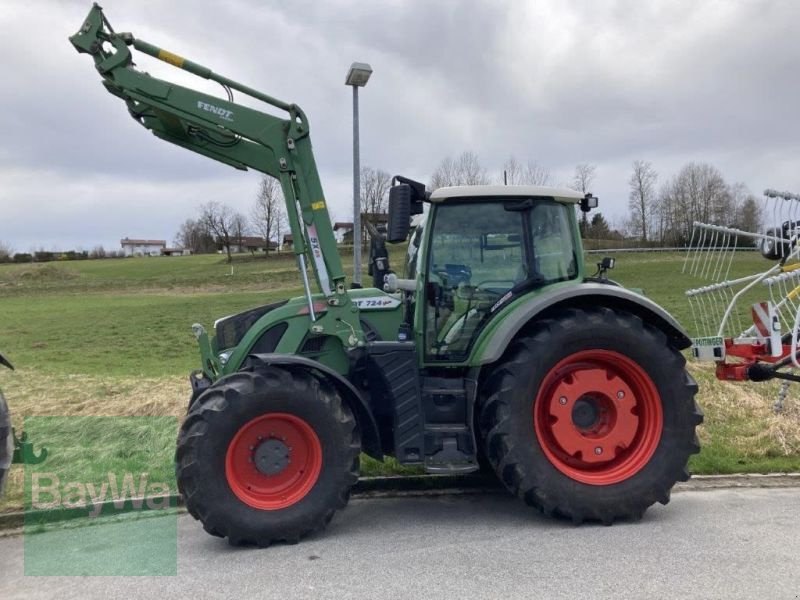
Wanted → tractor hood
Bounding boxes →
[214,300,289,351]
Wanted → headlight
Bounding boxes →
[218,350,233,365]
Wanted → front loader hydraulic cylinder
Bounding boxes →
[129,38,293,112]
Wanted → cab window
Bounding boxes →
[423,199,577,360]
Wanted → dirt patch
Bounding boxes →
[4,264,79,284]
[3,370,187,423]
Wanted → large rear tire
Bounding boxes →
[176,365,360,546]
[478,307,703,524]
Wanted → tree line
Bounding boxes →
[627,160,762,246]
[175,166,396,262]
[429,151,764,246]
[0,243,126,264]
[0,154,767,264]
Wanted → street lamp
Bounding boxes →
[345,61,372,287]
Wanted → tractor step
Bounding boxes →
[366,344,478,472]
[367,342,425,463]
[421,377,477,474]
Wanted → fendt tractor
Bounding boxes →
[70,5,702,546]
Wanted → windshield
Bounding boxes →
[424,199,577,360]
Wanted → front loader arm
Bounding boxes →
[70,4,345,298]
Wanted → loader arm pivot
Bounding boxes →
[70,3,345,298]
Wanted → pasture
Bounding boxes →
[1,248,798,513]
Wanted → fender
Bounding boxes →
[245,353,382,460]
[476,282,691,365]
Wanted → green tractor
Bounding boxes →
[71,5,702,546]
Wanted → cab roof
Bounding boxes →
[429,185,584,204]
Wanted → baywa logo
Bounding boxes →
[197,100,234,122]
[31,472,171,518]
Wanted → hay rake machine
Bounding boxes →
[685,189,800,412]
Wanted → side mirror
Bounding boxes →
[387,184,412,243]
[387,177,426,243]
[580,193,598,213]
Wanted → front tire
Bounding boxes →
[176,366,360,545]
[479,307,702,524]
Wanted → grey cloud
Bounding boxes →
[1,0,798,251]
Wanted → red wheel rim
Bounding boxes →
[225,413,322,510]
[533,350,663,486]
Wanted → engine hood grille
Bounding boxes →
[215,300,288,350]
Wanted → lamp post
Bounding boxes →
[345,61,372,287]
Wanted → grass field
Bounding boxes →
[1,248,799,513]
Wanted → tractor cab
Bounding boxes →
[420,186,585,360]
[388,182,591,362]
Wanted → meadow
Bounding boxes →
[1,247,799,513]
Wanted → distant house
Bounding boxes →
[161,247,191,257]
[333,213,389,244]
[281,233,294,251]
[333,222,354,244]
[226,236,279,254]
[362,212,389,225]
[120,238,166,257]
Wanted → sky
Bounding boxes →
[1,0,798,252]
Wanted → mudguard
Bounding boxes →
[244,353,383,460]
[476,282,691,365]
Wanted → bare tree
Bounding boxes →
[658,162,732,245]
[571,163,596,194]
[570,163,596,236]
[250,175,286,256]
[201,201,247,263]
[360,166,391,217]
[174,218,216,254]
[628,160,658,242]
[732,187,763,235]
[0,240,13,262]
[430,151,489,188]
[430,156,456,189]
[359,166,391,250]
[736,194,763,234]
[502,157,552,185]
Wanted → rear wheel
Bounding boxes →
[479,307,703,524]
[176,365,360,545]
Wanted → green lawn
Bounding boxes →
[1,248,799,514]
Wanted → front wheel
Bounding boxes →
[176,366,360,545]
[479,307,703,524]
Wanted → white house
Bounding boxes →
[333,222,354,244]
[120,238,166,257]
[333,214,388,244]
